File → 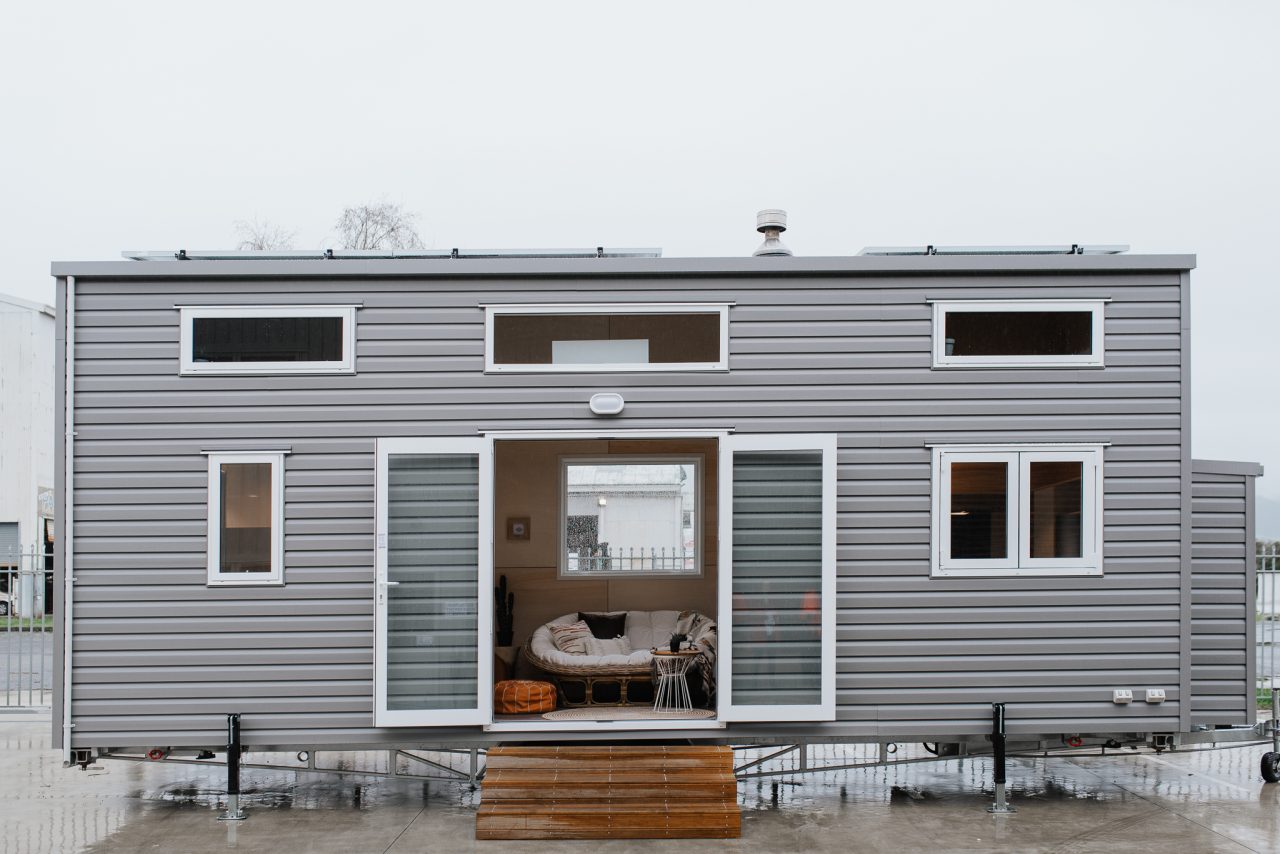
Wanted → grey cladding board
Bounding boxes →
[1188,461,1261,727]
[55,257,1244,748]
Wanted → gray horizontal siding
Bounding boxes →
[66,269,1193,747]
[1188,464,1256,727]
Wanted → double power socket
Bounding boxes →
[1112,688,1165,704]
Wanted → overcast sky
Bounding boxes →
[2,2,1276,500]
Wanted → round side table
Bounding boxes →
[651,650,700,712]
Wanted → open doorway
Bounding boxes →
[490,438,719,724]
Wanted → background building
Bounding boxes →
[0,292,55,615]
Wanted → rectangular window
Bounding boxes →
[559,456,701,577]
[932,445,1102,577]
[932,300,1105,368]
[485,304,729,372]
[207,452,284,585]
[180,306,357,375]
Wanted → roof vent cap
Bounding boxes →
[753,209,792,257]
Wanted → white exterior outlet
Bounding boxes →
[1145,689,1166,704]
[1112,689,1133,704]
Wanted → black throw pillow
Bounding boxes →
[578,611,627,639]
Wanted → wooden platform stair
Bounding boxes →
[476,745,741,839]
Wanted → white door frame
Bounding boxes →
[718,433,838,722]
[375,436,494,727]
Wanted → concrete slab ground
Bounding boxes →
[5,710,1280,854]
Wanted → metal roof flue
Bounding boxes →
[753,210,792,257]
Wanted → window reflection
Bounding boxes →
[945,311,1092,356]
[1029,461,1083,558]
[950,462,1008,559]
[219,462,272,573]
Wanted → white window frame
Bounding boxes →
[483,303,730,373]
[558,454,704,579]
[931,299,1106,368]
[931,443,1104,578]
[179,305,358,375]
[718,433,837,723]
[206,451,286,586]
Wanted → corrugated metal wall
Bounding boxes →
[0,522,19,563]
[63,266,1203,747]
[1189,461,1259,727]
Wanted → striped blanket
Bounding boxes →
[677,610,718,707]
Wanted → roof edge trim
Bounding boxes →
[51,254,1197,280]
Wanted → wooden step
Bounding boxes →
[476,745,741,840]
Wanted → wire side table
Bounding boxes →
[651,650,700,712]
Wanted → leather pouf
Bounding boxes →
[494,680,557,714]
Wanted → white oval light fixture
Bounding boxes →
[589,392,625,416]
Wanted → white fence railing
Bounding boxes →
[1258,543,1280,698]
[2,546,53,707]
[565,544,697,575]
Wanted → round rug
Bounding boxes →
[542,707,717,722]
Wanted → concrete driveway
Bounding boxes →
[4,709,1280,853]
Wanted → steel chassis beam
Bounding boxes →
[91,722,1275,788]
[97,747,487,786]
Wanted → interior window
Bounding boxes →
[487,305,728,371]
[560,458,700,576]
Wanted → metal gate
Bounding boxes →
[1258,543,1280,704]
[3,546,54,707]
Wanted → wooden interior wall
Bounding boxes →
[493,439,719,647]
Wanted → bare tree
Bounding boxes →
[234,218,296,251]
[335,202,425,250]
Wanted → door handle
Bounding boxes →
[376,579,400,605]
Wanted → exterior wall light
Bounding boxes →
[589,392,625,416]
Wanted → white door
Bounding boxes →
[718,434,837,722]
[375,437,493,727]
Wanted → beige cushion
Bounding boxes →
[549,620,591,655]
[584,635,631,657]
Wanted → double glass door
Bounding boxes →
[374,434,834,727]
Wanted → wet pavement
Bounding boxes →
[5,709,1280,853]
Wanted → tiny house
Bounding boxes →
[50,238,1262,758]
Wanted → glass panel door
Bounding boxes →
[375,438,492,727]
[719,434,836,722]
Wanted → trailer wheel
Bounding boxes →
[1261,752,1280,783]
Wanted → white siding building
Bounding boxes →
[0,292,55,578]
